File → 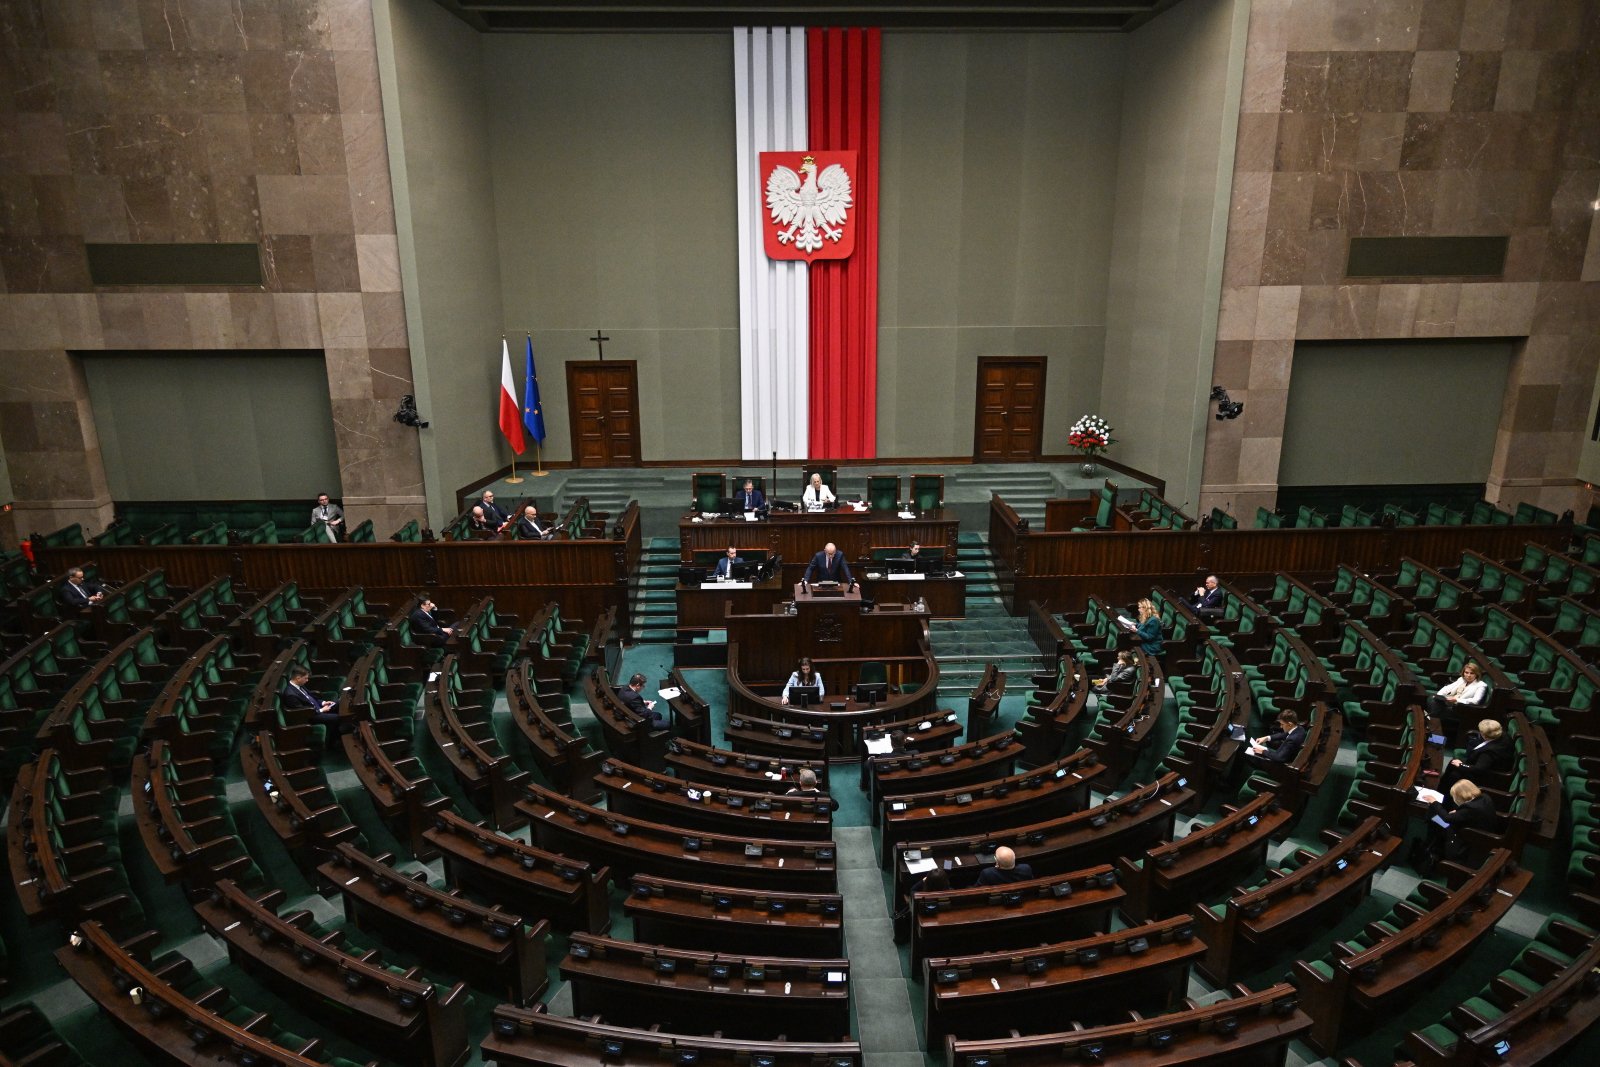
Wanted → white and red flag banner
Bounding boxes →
[735,27,879,462]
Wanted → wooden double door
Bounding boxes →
[974,356,1046,461]
[566,361,641,468]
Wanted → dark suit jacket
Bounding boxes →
[58,579,103,608]
[279,681,322,711]
[1458,736,1513,776]
[616,686,648,717]
[736,488,766,511]
[784,786,840,812]
[479,500,508,526]
[410,607,448,637]
[516,517,550,539]
[975,862,1035,886]
[1259,725,1307,763]
[804,550,853,584]
[1192,587,1226,613]
[713,555,745,578]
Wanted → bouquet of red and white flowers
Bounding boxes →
[1067,414,1115,458]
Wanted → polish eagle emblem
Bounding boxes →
[765,154,854,256]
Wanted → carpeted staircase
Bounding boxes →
[631,538,683,642]
[930,533,1043,721]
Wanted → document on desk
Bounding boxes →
[744,511,758,521]
[658,687,683,702]
[714,581,753,590]
[898,510,916,519]
[1414,787,1445,804]
[904,857,937,875]
[887,573,926,581]
[864,736,894,755]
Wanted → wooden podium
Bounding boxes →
[724,583,929,683]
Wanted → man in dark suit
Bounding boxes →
[1438,718,1512,792]
[736,478,766,512]
[410,597,454,646]
[466,506,496,534]
[615,672,665,727]
[975,846,1034,886]
[1239,709,1306,781]
[516,505,552,540]
[478,490,510,531]
[803,542,854,585]
[1191,575,1226,620]
[57,567,105,612]
[280,664,342,732]
[713,546,744,579]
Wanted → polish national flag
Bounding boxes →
[498,339,526,455]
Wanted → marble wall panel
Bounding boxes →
[0,0,423,543]
[1201,0,1600,517]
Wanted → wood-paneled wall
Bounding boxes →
[989,496,1569,613]
[36,504,643,633]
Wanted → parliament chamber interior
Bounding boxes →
[3,1,1600,1066]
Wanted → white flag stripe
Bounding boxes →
[734,26,809,461]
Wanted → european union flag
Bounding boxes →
[523,334,546,444]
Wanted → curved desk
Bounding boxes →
[726,641,942,760]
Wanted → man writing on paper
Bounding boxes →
[616,672,666,728]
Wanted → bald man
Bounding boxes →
[803,542,853,585]
[975,845,1034,886]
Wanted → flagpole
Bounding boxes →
[533,440,548,477]
[506,454,524,484]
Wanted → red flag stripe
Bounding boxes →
[806,27,880,459]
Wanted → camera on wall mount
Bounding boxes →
[394,394,429,429]
[1210,386,1244,421]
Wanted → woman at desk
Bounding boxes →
[803,473,836,511]
[781,657,825,705]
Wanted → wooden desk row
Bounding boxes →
[680,508,959,570]
[923,914,1205,1044]
[598,757,834,840]
[483,1002,862,1067]
[57,922,379,1067]
[943,982,1310,1067]
[891,771,1195,902]
[34,500,643,643]
[518,782,838,893]
[562,933,851,1042]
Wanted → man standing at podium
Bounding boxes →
[804,542,854,585]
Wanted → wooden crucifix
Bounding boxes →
[590,329,610,360]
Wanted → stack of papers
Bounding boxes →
[1414,787,1445,804]
[864,736,894,755]
[657,687,683,701]
[905,857,937,875]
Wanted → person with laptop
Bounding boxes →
[803,542,853,585]
[780,657,825,706]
